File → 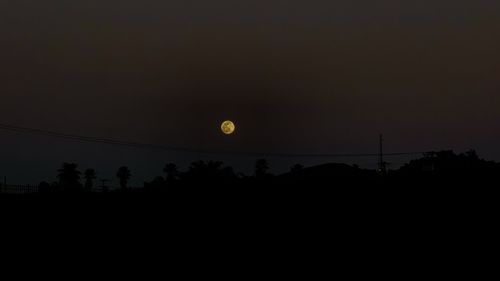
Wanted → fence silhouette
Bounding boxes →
[0,184,39,194]
[0,184,144,194]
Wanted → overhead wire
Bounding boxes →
[0,122,429,158]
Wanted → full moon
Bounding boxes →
[221,120,236,135]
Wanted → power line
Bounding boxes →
[0,122,429,158]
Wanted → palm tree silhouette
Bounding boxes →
[117,166,131,190]
[84,169,96,192]
[57,163,82,191]
[163,163,179,184]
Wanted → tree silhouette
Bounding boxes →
[290,164,304,174]
[38,181,51,193]
[9,148,500,197]
[255,159,270,178]
[187,161,223,178]
[84,169,96,192]
[116,166,131,190]
[163,163,180,184]
[57,163,82,191]
[182,160,237,185]
[145,176,166,191]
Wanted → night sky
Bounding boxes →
[1,1,500,184]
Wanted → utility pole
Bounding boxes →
[378,134,387,174]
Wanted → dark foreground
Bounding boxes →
[1,175,493,214]
[1,175,493,275]
[1,153,494,276]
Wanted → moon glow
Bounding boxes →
[221,121,235,135]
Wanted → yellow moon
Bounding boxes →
[221,120,235,135]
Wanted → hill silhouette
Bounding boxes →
[0,149,497,198]
[1,149,495,235]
